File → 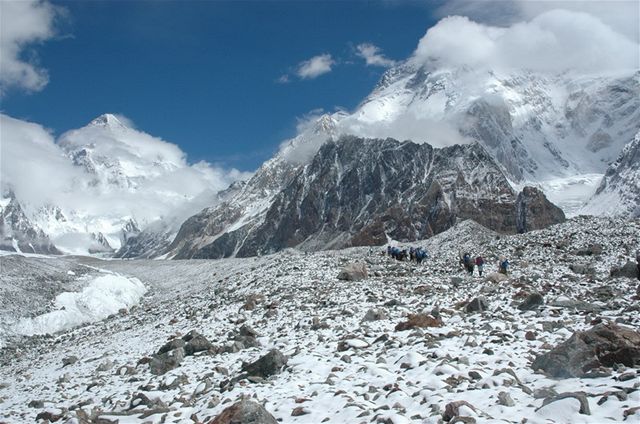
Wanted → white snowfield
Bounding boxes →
[0,216,639,423]
[15,274,147,337]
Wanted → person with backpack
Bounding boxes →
[498,257,509,275]
[462,252,474,275]
[636,250,640,281]
[475,255,485,277]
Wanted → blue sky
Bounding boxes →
[2,1,444,171]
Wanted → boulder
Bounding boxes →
[337,263,368,281]
[486,272,508,283]
[517,292,544,311]
[183,332,215,356]
[149,346,185,375]
[569,264,595,275]
[610,261,639,279]
[395,313,442,331]
[241,349,287,379]
[208,399,277,424]
[362,308,388,322]
[531,322,640,378]
[464,297,488,313]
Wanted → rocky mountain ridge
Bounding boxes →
[166,136,564,259]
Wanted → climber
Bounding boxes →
[475,255,485,277]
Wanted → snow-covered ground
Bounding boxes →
[0,216,639,423]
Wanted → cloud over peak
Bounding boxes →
[416,7,639,74]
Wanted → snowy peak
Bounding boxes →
[88,113,128,130]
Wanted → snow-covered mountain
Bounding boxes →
[0,113,243,256]
[335,65,639,184]
[582,130,640,218]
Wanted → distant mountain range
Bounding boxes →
[1,63,638,257]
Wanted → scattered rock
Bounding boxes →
[610,261,639,279]
[62,356,78,367]
[531,322,640,378]
[443,400,477,421]
[395,313,442,331]
[569,263,595,275]
[464,297,488,313]
[241,349,287,379]
[537,392,590,415]
[291,406,310,416]
[497,391,515,407]
[337,263,368,281]
[575,243,603,256]
[149,345,185,375]
[183,331,215,356]
[362,308,388,322]
[208,399,277,424]
[486,273,508,283]
[517,292,544,311]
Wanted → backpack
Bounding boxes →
[476,256,484,266]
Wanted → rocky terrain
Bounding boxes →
[1,216,639,423]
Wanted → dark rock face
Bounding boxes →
[531,322,640,378]
[169,137,565,259]
[208,399,278,424]
[0,196,60,255]
[515,186,566,234]
[241,349,287,379]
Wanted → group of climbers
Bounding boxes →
[461,252,509,277]
[386,245,429,264]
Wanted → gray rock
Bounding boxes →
[531,322,640,378]
[569,263,595,275]
[486,272,508,283]
[498,391,515,407]
[362,308,388,322]
[209,399,278,424]
[241,349,287,379]
[62,356,78,367]
[517,292,544,311]
[149,346,185,375]
[157,338,185,355]
[464,297,488,313]
[537,392,590,415]
[610,261,639,279]
[337,263,368,281]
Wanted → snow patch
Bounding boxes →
[15,274,147,336]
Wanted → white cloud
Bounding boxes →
[296,54,335,79]
[356,43,397,67]
[412,9,639,74]
[0,0,62,94]
[438,0,640,43]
